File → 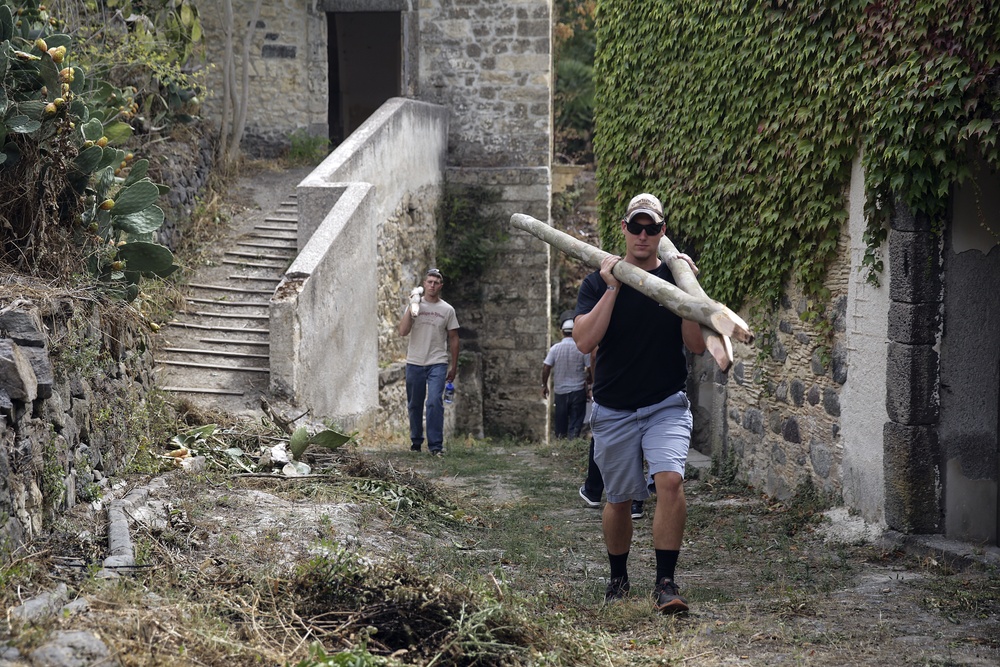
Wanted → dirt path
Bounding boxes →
[4,432,997,666]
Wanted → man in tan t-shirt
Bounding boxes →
[397,268,460,455]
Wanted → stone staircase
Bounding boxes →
[154,169,307,415]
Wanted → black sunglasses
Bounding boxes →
[624,219,664,236]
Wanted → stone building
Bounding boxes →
[198,0,552,439]
[694,154,1000,549]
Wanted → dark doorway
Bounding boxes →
[327,12,402,146]
[940,152,1000,547]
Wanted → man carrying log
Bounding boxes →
[572,193,705,614]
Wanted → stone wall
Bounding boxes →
[698,227,852,501]
[0,297,156,558]
[146,126,215,251]
[417,0,552,169]
[421,0,552,439]
[198,4,327,157]
[446,167,550,438]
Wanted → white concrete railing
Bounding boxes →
[269,98,448,428]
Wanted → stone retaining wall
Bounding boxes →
[0,297,156,558]
[695,227,851,501]
[119,124,215,253]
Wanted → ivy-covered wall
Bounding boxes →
[593,1,1000,528]
[594,0,999,310]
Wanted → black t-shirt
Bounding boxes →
[574,262,687,410]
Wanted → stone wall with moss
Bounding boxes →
[0,297,159,558]
[690,226,852,502]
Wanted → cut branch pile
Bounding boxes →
[510,213,752,370]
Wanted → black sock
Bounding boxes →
[608,551,629,580]
[655,549,679,582]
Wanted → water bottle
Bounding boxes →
[444,381,455,404]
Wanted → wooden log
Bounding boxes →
[510,213,754,344]
[657,237,735,371]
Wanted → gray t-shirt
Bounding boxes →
[405,298,459,366]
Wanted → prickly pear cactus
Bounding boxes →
[0,0,177,301]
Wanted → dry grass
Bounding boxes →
[2,426,999,666]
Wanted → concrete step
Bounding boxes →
[153,171,303,415]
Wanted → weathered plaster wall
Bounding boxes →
[839,156,890,526]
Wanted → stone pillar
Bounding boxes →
[883,201,943,533]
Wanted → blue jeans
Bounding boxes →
[406,363,447,451]
[554,388,587,438]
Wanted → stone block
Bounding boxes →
[768,410,782,434]
[742,408,764,435]
[888,302,940,344]
[0,303,45,348]
[811,348,826,376]
[0,340,38,403]
[832,295,848,332]
[782,416,801,443]
[775,381,788,402]
[889,230,942,304]
[810,437,834,479]
[771,338,787,363]
[807,385,820,405]
[831,342,848,384]
[19,346,54,400]
[823,388,841,417]
[790,379,805,406]
[0,388,11,417]
[883,421,940,533]
[886,342,938,425]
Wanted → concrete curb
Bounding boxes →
[98,477,169,577]
[881,530,1000,570]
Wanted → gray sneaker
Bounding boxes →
[605,576,631,602]
[653,577,688,614]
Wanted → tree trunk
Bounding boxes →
[510,213,754,345]
[225,0,264,165]
[217,0,235,163]
[217,0,264,166]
